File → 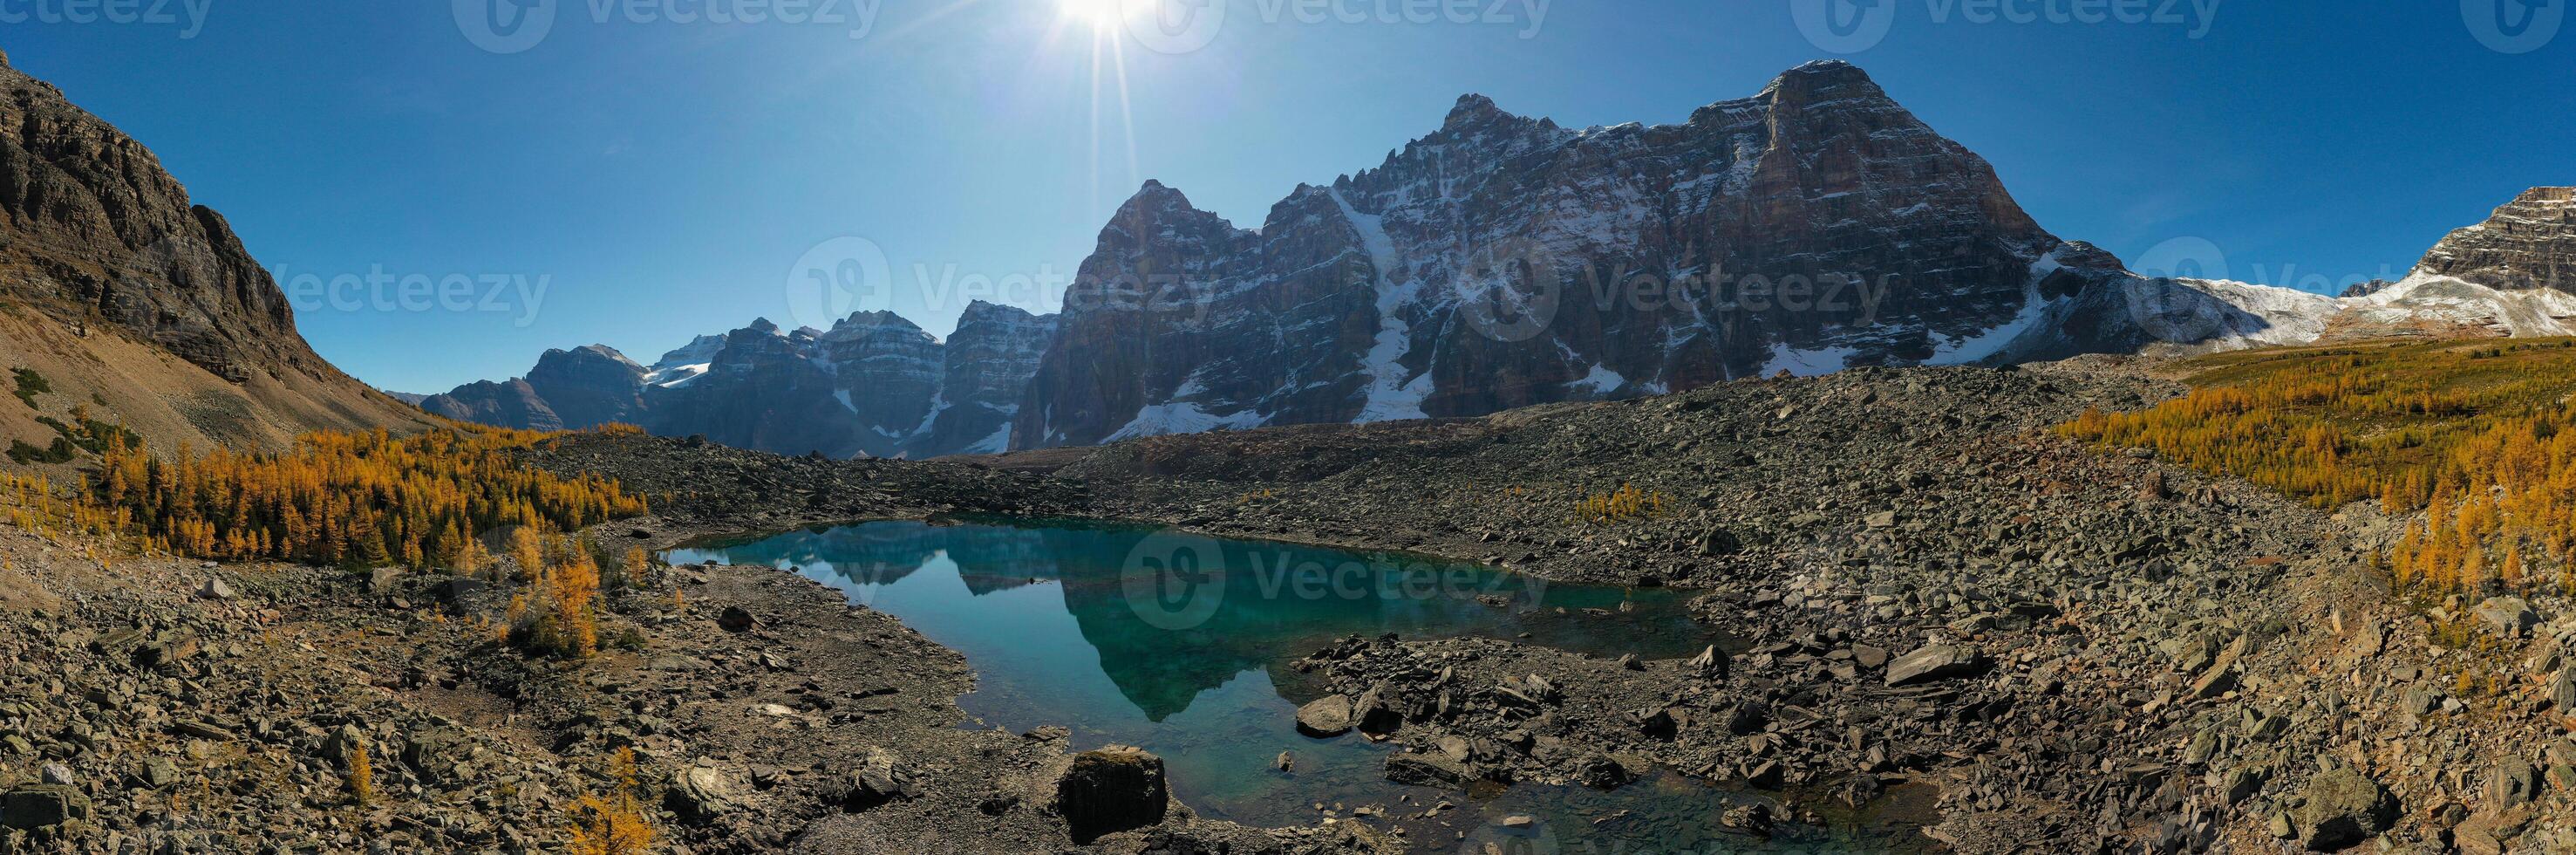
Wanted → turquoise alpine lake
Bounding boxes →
[666,518,1931,852]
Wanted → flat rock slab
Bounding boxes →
[1385,753,1475,788]
[1296,694,1355,737]
[1884,643,1988,687]
[3,785,91,831]
[2477,596,2539,637]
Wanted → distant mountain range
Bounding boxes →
[420,303,1056,458]
[419,61,2575,459]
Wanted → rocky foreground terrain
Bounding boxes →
[6,355,2573,853]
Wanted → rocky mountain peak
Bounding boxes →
[1015,59,2158,449]
[1442,93,1509,129]
[1125,180,1190,209]
[1778,58,1873,83]
[0,53,428,448]
[2,60,300,379]
[958,300,1041,325]
[549,344,640,368]
[825,310,930,340]
[651,334,726,371]
[1106,181,1238,239]
[1758,58,1898,116]
[2416,187,2576,292]
[509,345,645,429]
[2519,186,2576,205]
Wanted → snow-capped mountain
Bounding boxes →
[1013,60,2298,448]
[642,334,726,389]
[923,303,1061,455]
[421,302,1059,458]
[2312,188,2576,339]
[2132,187,2576,345]
[421,58,2569,460]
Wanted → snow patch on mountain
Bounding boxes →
[649,364,712,389]
[1760,344,1861,378]
[1566,364,1625,394]
[1332,187,1435,423]
[2336,271,2576,337]
[1929,285,2047,365]
[1104,401,1269,442]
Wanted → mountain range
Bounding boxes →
[411,61,2571,458]
[419,303,1057,458]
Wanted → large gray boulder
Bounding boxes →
[2476,596,2539,637]
[2290,766,2397,852]
[1056,746,1169,845]
[2,785,90,830]
[1295,695,1354,737]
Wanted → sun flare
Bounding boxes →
[1060,0,1135,24]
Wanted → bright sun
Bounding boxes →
[1060,0,1134,24]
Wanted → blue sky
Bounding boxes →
[5,1,2568,393]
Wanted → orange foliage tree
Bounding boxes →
[86,427,645,571]
[2061,339,2576,598]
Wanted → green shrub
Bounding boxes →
[8,367,47,408]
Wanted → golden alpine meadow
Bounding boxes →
[2061,339,2576,597]
[84,425,646,569]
